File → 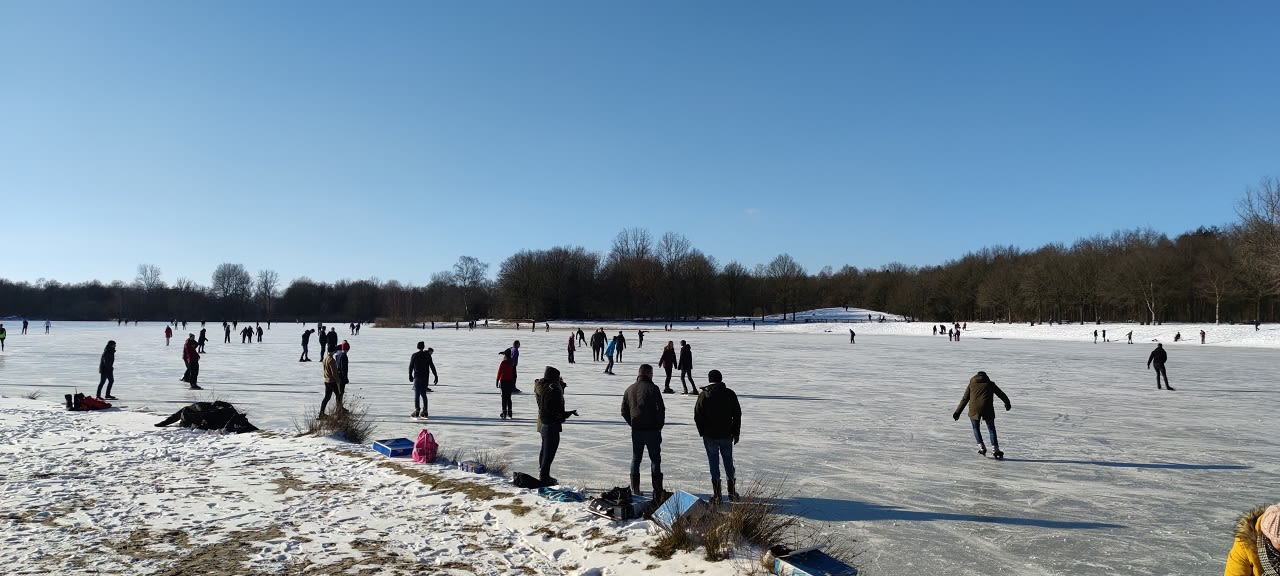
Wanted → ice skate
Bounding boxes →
[977,444,987,456]
[411,410,419,419]
[992,448,1004,460]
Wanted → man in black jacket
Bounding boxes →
[1147,343,1173,390]
[409,342,438,418]
[622,364,666,498]
[694,369,741,503]
[535,366,575,484]
[678,341,697,395]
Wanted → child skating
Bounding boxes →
[952,370,1012,459]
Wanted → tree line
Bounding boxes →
[4,179,1279,325]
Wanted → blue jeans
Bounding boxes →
[703,437,735,483]
[539,423,562,481]
[970,417,999,448]
[630,429,662,476]
[413,378,430,413]
[605,353,614,373]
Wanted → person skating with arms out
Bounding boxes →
[953,371,1011,459]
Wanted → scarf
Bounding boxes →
[1257,533,1280,576]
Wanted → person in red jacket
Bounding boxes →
[181,334,202,390]
[496,349,517,419]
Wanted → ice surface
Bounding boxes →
[1,311,1276,575]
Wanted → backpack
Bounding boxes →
[512,471,546,489]
[412,427,438,464]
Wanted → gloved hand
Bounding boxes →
[952,412,960,421]
[569,410,579,417]
[1005,403,1011,411]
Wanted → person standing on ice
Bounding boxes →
[1127,330,1133,344]
[326,327,339,356]
[622,363,666,498]
[1200,329,1206,344]
[319,349,341,419]
[615,331,627,361]
[952,371,1011,459]
[678,340,698,394]
[849,329,856,344]
[97,340,117,400]
[658,341,677,394]
[566,332,576,364]
[694,369,741,503]
[507,340,522,393]
[0,324,6,352]
[1147,343,1173,390]
[497,349,517,419]
[409,341,438,419]
[535,366,575,485]
[181,334,202,390]
[1224,503,1280,576]
[164,325,172,346]
[299,328,314,361]
[603,335,617,375]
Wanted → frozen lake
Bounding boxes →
[1,319,1275,575]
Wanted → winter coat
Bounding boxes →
[496,358,516,385]
[605,338,617,357]
[678,344,693,370]
[409,350,436,382]
[1148,346,1168,367]
[182,339,199,364]
[1225,505,1269,576]
[99,348,115,375]
[322,353,338,384]
[535,378,570,432]
[694,382,741,440]
[334,350,349,385]
[326,330,338,351]
[954,372,1011,421]
[621,376,665,431]
[567,336,575,351]
[658,347,677,369]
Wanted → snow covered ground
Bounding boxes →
[2,309,1278,575]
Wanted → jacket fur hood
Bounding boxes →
[1236,505,1268,550]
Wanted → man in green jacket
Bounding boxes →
[953,371,1011,459]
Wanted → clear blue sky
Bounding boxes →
[3,1,1276,287]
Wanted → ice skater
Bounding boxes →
[678,340,698,394]
[952,371,1011,459]
[0,324,6,352]
[1147,343,1173,390]
[658,341,677,394]
[408,342,438,418]
[566,333,576,364]
[164,326,172,346]
[181,334,202,390]
[497,349,517,419]
[97,340,117,399]
[849,329,856,344]
[507,340,522,393]
[603,334,617,375]
[615,331,627,361]
[299,328,314,362]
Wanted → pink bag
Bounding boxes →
[412,428,438,464]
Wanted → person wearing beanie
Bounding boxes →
[677,340,697,395]
[496,350,516,419]
[409,341,438,419]
[622,364,666,499]
[952,371,1011,459]
[1225,503,1280,576]
[694,369,741,503]
[534,366,575,484]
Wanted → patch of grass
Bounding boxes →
[22,390,42,400]
[374,460,502,501]
[468,446,513,476]
[292,395,376,444]
[492,498,532,517]
[648,476,860,569]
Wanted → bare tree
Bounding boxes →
[211,263,253,316]
[452,255,490,321]
[255,269,280,320]
[135,264,165,292]
[1237,176,1280,293]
